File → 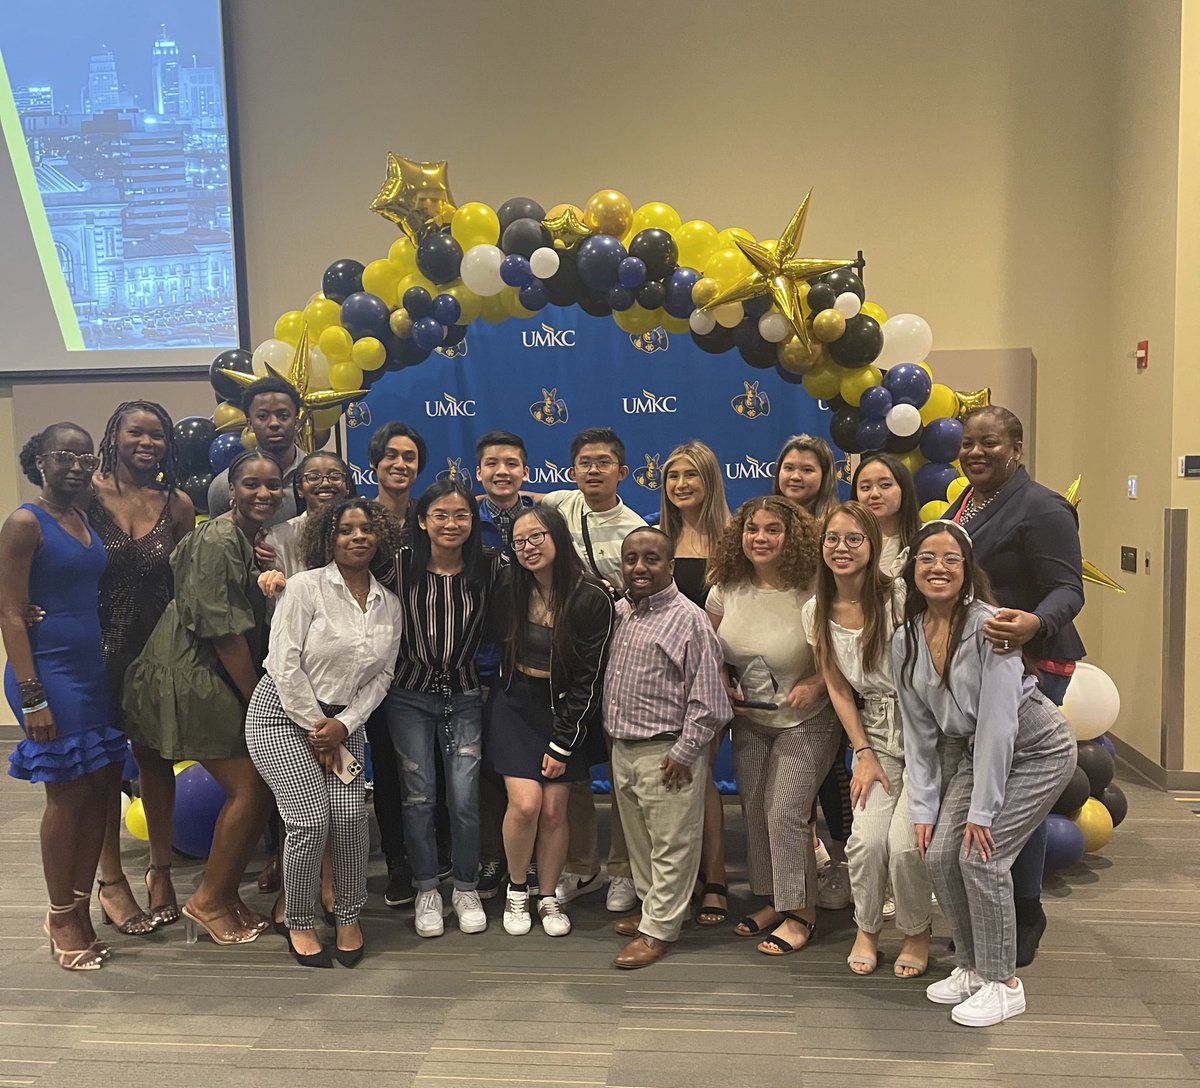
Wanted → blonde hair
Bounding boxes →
[659,441,731,555]
[772,434,838,520]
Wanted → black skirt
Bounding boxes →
[485,672,595,783]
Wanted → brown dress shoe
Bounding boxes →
[614,934,672,969]
[613,915,643,938]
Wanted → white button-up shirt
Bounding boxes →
[265,562,402,733]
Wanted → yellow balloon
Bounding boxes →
[173,760,196,775]
[860,301,888,325]
[388,237,418,277]
[313,406,343,430]
[397,272,438,301]
[212,403,245,433]
[917,361,933,376]
[362,259,402,307]
[273,310,304,346]
[802,362,843,401]
[675,220,720,269]
[352,336,386,371]
[919,382,959,425]
[583,189,633,237]
[479,292,509,324]
[920,500,951,523]
[303,297,342,338]
[444,282,483,324]
[612,303,657,335]
[125,797,149,841]
[703,247,753,288]
[318,325,353,363]
[812,308,847,343]
[839,365,882,406]
[897,448,927,476]
[330,361,363,392]
[630,201,682,238]
[1074,797,1114,852]
[500,286,535,320]
[691,277,722,307]
[947,476,969,503]
[717,226,756,248]
[660,312,690,334]
[451,201,501,249]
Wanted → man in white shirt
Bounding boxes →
[541,427,645,912]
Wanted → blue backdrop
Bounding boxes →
[344,304,839,515]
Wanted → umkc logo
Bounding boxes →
[731,380,771,420]
[435,456,473,483]
[630,326,669,354]
[425,392,477,418]
[632,453,663,491]
[724,454,777,481]
[345,401,373,429]
[622,389,678,414]
[528,459,574,485]
[530,387,569,427]
[350,461,376,490]
[521,322,576,348]
[435,336,468,360]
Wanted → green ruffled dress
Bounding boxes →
[123,518,265,761]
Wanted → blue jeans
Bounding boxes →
[386,687,482,891]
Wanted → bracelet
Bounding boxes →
[23,701,49,714]
[854,745,873,754]
[18,678,45,707]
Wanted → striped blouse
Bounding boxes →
[392,547,506,693]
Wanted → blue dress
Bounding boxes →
[4,504,127,783]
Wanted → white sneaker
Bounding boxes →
[814,839,832,869]
[537,895,572,937]
[502,886,531,935]
[555,872,607,905]
[882,895,896,920]
[951,978,1026,1026]
[606,875,637,913]
[817,861,852,910]
[414,888,444,938]
[452,889,488,934]
[926,966,984,1005]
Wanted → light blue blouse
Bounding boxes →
[891,601,1044,828]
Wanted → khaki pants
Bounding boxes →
[611,737,704,943]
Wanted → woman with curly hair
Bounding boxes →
[246,498,403,967]
[706,496,839,957]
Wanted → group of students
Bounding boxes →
[0,373,1087,1028]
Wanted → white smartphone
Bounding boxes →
[331,745,363,785]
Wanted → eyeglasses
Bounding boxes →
[43,450,100,471]
[302,470,347,484]
[822,531,865,549]
[512,529,548,551]
[915,552,965,568]
[575,457,618,471]
[425,511,473,525]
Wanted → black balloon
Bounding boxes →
[691,324,736,355]
[442,324,467,349]
[830,406,864,453]
[545,252,582,307]
[180,471,213,512]
[1099,783,1128,827]
[322,258,365,304]
[826,394,848,412]
[820,267,866,302]
[806,282,838,314]
[884,425,924,453]
[628,229,678,281]
[735,329,777,369]
[1052,765,1091,816]
[636,280,666,310]
[174,417,216,470]
[415,231,463,284]
[500,217,551,258]
[828,314,884,367]
[743,295,773,319]
[1076,741,1115,797]
[497,197,546,234]
[209,348,253,403]
[578,291,614,318]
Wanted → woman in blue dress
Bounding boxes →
[0,423,128,971]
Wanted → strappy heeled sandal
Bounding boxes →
[44,902,104,971]
[74,890,112,958]
[97,875,157,935]
[757,912,816,957]
[144,864,180,927]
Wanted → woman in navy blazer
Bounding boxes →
[946,405,1085,967]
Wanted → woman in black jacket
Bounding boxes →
[486,506,615,937]
[946,404,1085,966]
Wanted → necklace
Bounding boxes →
[36,496,76,519]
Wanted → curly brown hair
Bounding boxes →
[299,497,405,571]
[707,495,820,590]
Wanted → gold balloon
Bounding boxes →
[812,307,846,343]
[543,204,592,250]
[954,387,992,420]
[369,152,457,242]
[240,425,257,450]
[777,334,823,373]
[691,277,722,307]
[583,189,633,237]
[390,308,414,338]
[213,403,246,434]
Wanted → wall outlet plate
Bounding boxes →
[1120,546,1137,573]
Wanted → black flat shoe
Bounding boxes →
[334,943,364,968]
[286,930,332,968]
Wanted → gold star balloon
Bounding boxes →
[954,387,992,419]
[369,153,457,242]
[543,205,592,250]
[218,325,365,452]
[699,190,855,347]
[1061,474,1125,594]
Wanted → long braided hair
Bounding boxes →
[98,401,180,492]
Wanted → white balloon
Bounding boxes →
[689,309,717,335]
[758,311,790,343]
[307,345,331,390]
[460,244,505,296]
[252,338,293,376]
[529,247,560,280]
[834,291,861,319]
[120,791,132,819]
[886,403,922,437]
[876,313,934,368]
[713,301,744,329]
[1062,662,1121,740]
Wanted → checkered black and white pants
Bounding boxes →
[246,676,368,929]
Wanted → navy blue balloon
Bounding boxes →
[431,293,462,326]
[500,253,534,288]
[341,291,391,340]
[1097,734,1116,757]
[915,462,960,505]
[884,362,933,407]
[607,285,635,311]
[576,234,627,292]
[858,385,893,420]
[664,267,701,318]
[775,363,806,385]
[121,744,139,782]
[1044,814,1086,871]
[402,286,433,320]
[321,258,364,303]
[411,316,446,352]
[856,417,890,452]
[518,280,548,311]
[617,256,647,290]
[920,417,963,463]
[415,230,463,284]
[208,431,243,474]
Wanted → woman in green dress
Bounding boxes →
[123,450,282,945]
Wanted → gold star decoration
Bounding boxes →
[368,153,457,242]
[218,325,365,453]
[699,190,855,348]
[954,387,992,419]
[1062,474,1125,594]
[542,205,592,250]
